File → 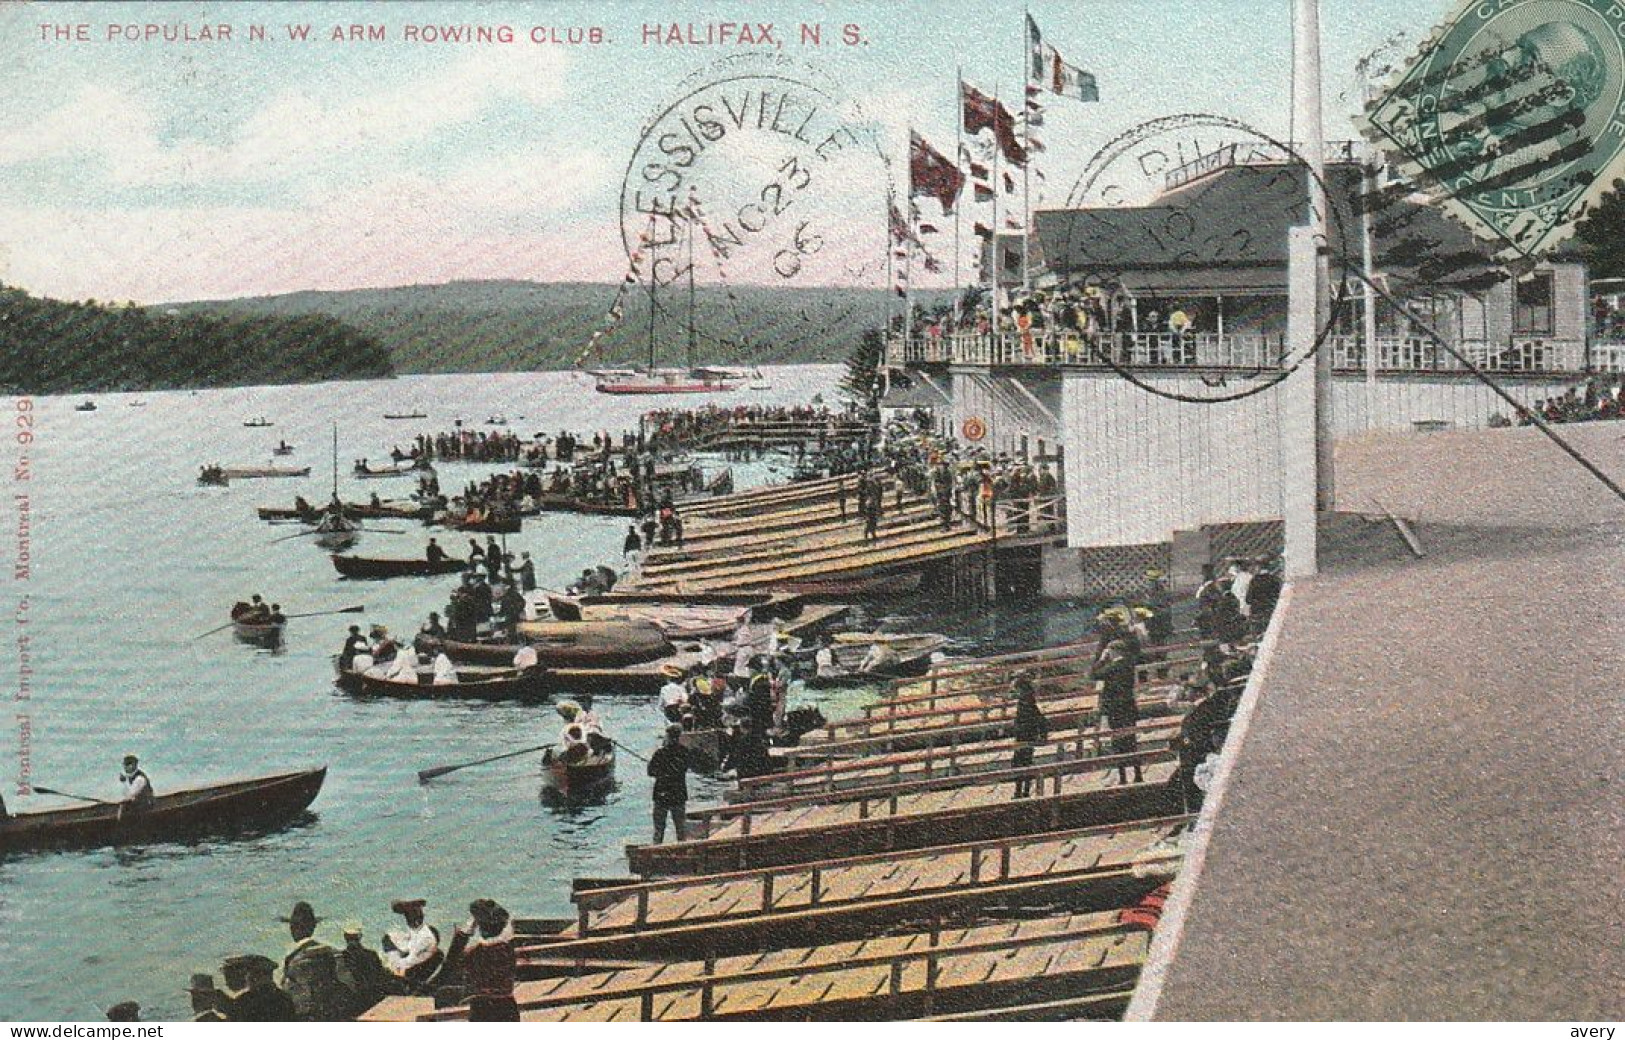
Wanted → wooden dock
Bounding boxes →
[365,911,1149,1022]
[625,471,1054,596]
[366,636,1208,1023]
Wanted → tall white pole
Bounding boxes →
[954,71,964,328]
[1293,0,1335,512]
[1021,11,1033,291]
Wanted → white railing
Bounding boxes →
[889,331,1596,376]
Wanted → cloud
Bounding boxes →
[0,46,571,189]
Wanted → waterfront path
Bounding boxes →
[1139,422,1625,1020]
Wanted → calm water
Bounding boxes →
[1,367,1087,1021]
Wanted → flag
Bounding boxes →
[973,222,993,238]
[888,202,923,247]
[1027,135,1046,153]
[1027,14,1099,102]
[968,159,989,181]
[923,256,943,274]
[961,81,1026,166]
[974,183,994,202]
[918,222,940,235]
[909,131,965,214]
[1003,171,1017,194]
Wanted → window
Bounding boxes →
[1514,272,1554,336]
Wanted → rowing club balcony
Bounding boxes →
[888,331,1625,377]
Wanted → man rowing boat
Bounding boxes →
[120,755,154,811]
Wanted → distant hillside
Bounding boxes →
[172,280,951,374]
[0,283,393,394]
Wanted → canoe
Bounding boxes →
[75,401,97,412]
[541,746,615,796]
[232,619,285,647]
[0,768,326,854]
[220,466,311,480]
[332,554,467,579]
[344,665,548,701]
[242,419,274,428]
[383,412,427,420]
[272,445,295,456]
[511,619,674,666]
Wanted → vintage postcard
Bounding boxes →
[1,0,1621,1027]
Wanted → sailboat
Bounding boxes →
[594,213,745,396]
[313,425,360,550]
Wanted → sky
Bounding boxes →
[0,0,1437,303]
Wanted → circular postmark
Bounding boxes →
[618,56,894,359]
[961,416,987,442]
[1054,114,1355,403]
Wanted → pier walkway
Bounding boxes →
[1137,422,1625,1020]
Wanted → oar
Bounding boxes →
[358,527,408,535]
[194,604,362,639]
[30,785,114,805]
[281,605,365,621]
[607,736,650,764]
[418,744,549,783]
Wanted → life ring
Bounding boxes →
[961,417,987,442]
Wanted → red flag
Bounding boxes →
[974,184,994,202]
[922,256,943,274]
[961,81,1026,166]
[909,131,965,214]
[968,160,989,181]
[918,222,940,235]
[888,203,922,247]
[1003,171,1017,193]
[973,222,993,238]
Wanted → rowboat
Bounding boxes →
[243,418,274,428]
[220,466,311,480]
[511,619,674,666]
[232,619,286,647]
[541,745,615,797]
[1,768,326,854]
[354,462,428,480]
[260,501,429,523]
[331,554,466,580]
[383,412,427,420]
[545,594,748,640]
[451,515,521,534]
[313,511,360,550]
[534,494,640,518]
[807,632,949,687]
[75,400,97,412]
[340,663,548,701]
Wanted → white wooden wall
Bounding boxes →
[1060,370,1579,547]
[950,368,1063,456]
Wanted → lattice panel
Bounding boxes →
[1205,521,1283,566]
[1074,542,1173,600]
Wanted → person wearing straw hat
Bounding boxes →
[186,973,228,1021]
[336,923,402,1017]
[279,901,351,1021]
[382,899,442,994]
[659,664,689,723]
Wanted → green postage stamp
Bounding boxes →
[1361,0,1625,260]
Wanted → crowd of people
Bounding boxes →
[146,896,521,1022]
[1509,376,1625,426]
[642,402,865,455]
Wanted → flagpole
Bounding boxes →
[991,79,1001,337]
[1021,9,1032,291]
[885,190,896,340]
[954,69,964,329]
